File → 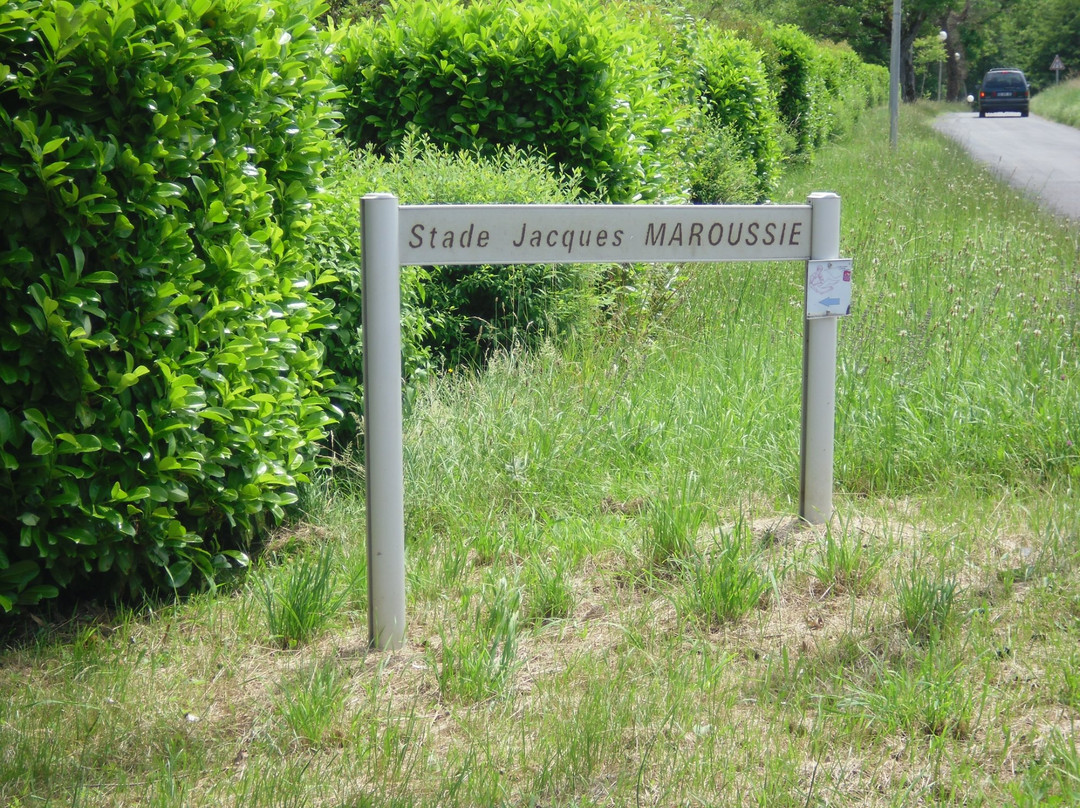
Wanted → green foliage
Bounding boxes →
[810,520,885,596]
[435,575,521,702]
[1012,732,1080,806]
[259,542,346,648]
[644,476,709,569]
[0,0,341,609]
[766,24,832,157]
[523,553,575,626]
[274,658,349,747]
[692,27,784,198]
[300,143,435,440]
[684,111,761,204]
[970,0,1080,94]
[894,562,958,643]
[818,42,881,140]
[342,136,598,370]
[684,17,884,171]
[1031,77,1080,128]
[676,526,769,627]
[334,0,687,203]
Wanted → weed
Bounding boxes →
[811,519,885,596]
[644,475,710,569]
[523,554,575,627]
[1060,652,1080,709]
[894,561,959,643]
[675,524,769,627]
[274,658,348,748]
[259,543,346,648]
[434,576,521,702]
[1011,731,1080,806]
[835,647,977,740]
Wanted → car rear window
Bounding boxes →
[984,73,1026,90]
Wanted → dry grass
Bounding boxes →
[4,490,1078,806]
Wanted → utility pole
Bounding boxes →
[890,0,901,147]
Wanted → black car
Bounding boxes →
[978,68,1030,117]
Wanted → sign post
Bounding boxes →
[360,193,848,649]
[360,193,407,651]
[800,193,843,524]
[889,0,902,147]
[1051,54,1065,85]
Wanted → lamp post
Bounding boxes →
[936,30,948,102]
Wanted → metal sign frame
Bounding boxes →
[360,192,845,649]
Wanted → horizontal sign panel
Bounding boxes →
[398,204,813,265]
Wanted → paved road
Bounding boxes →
[932,112,1080,224]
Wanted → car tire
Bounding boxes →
[979,110,986,118]
[1021,110,1029,117]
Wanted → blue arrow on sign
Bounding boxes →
[819,297,841,306]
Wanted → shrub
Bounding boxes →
[683,111,760,204]
[863,61,891,108]
[0,0,341,610]
[300,142,436,442]
[331,136,599,371]
[692,27,784,199]
[765,24,832,158]
[817,42,874,142]
[334,0,686,203]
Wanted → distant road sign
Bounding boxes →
[1051,54,1065,71]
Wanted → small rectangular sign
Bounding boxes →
[398,204,813,265]
[805,259,852,318]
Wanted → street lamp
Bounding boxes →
[936,30,948,102]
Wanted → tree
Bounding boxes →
[785,0,960,99]
[691,0,1080,99]
[1014,0,1080,90]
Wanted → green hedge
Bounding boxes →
[349,137,596,371]
[334,0,686,203]
[818,42,875,142]
[305,135,598,443]
[300,142,435,444]
[0,0,341,610]
[766,24,832,157]
[692,27,783,200]
[683,111,760,204]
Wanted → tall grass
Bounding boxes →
[1031,77,1080,128]
[3,103,1080,807]
[258,541,347,648]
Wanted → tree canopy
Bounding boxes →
[689,0,1079,98]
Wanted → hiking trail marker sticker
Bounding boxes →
[806,259,853,318]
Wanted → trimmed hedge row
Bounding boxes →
[0,0,341,609]
[1,0,888,612]
[692,27,783,199]
[309,135,593,442]
[336,2,889,205]
[334,0,687,204]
